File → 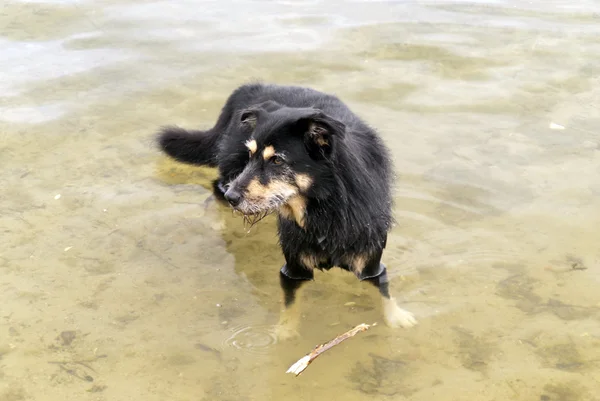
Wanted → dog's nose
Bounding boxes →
[224,188,242,207]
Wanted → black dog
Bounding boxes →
[156,82,416,338]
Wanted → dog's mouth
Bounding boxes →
[224,178,298,231]
[231,193,293,231]
[232,207,277,231]
[240,209,274,230]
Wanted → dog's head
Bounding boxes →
[222,101,346,226]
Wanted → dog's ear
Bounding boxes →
[300,112,346,158]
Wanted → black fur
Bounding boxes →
[155,83,415,330]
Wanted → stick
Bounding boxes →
[286,322,376,376]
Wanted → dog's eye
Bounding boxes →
[271,156,283,165]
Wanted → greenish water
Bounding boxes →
[1,1,600,400]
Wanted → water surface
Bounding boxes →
[1,1,600,400]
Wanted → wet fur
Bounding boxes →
[156,82,415,331]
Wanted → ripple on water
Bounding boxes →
[390,174,525,275]
[224,324,278,355]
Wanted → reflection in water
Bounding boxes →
[226,325,279,354]
[1,0,600,400]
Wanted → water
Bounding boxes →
[1,1,600,400]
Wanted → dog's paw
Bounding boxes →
[383,298,417,328]
[274,323,300,342]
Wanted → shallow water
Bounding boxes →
[2,0,600,400]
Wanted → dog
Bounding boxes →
[155,82,417,338]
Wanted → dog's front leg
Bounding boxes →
[275,263,313,341]
[363,263,417,328]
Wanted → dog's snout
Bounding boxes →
[224,188,242,207]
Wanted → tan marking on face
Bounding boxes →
[262,145,275,160]
[295,173,313,192]
[279,195,307,228]
[246,178,298,203]
[246,139,257,155]
[245,178,268,200]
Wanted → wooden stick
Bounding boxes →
[286,322,376,376]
